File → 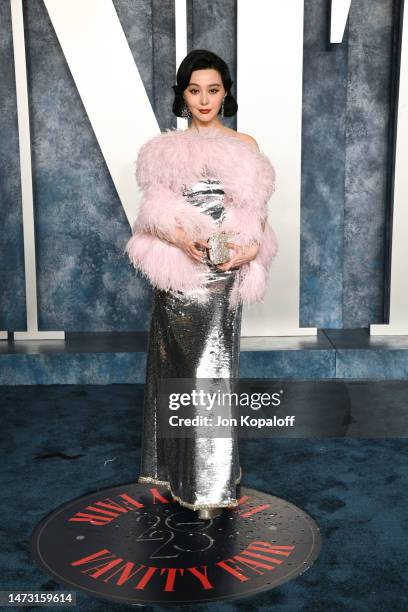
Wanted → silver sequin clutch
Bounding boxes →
[207,231,230,264]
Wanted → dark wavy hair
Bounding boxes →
[172,49,238,118]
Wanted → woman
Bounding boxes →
[125,50,278,520]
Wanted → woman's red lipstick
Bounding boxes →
[199,109,211,114]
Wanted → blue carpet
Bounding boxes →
[0,384,407,611]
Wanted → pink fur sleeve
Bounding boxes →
[131,136,216,242]
[131,184,216,242]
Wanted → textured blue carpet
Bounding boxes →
[0,384,407,611]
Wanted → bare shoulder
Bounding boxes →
[233,130,259,150]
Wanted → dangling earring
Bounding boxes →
[181,101,192,118]
[220,95,226,117]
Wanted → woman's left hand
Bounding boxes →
[215,242,260,271]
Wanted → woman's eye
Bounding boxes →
[188,89,220,94]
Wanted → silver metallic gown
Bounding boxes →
[138,174,243,510]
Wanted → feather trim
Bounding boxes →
[127,128,279,306]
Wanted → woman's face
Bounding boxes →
[183,69,226,122]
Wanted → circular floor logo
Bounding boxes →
[31,483,321,605]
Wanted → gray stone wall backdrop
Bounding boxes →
[0,0,400,332]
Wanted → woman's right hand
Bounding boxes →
[154,226,208,264]
[172,227,209,264]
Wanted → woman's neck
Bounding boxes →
[187,120,224,133]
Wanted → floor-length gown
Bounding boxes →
[138,173,243,510]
